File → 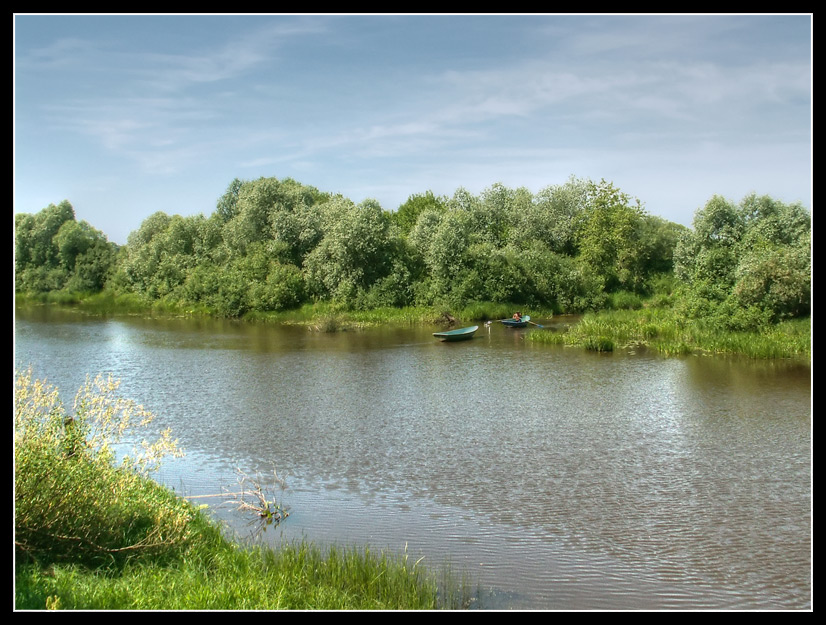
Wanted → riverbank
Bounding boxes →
[16,539,469,610]
[15,290,810,362]
[14,370,475,610]
[14,291,553,332]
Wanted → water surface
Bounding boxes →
[14,307,812,610]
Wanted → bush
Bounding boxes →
[14,370,190,568]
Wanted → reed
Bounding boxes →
[528,307,810,360]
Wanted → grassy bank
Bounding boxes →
[15,289,809,361]
[16,540,467,610]
[528,307,811,360]
[14,370,474,610]
[15,290,549,330]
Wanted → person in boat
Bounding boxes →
[512,311,522,321]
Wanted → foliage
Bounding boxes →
[510,175,588,254]
[16,177,810,334]
[14,370,187,567]
[304,197,394,304]
[391,190,448,236]
[529,305,810,360]
[674,193,811,328]
[15,201,118,293]
[576,179,649,292]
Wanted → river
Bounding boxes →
[13,306,812,610]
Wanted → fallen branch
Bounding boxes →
[226,467,290,527]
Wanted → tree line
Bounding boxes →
[14,176,811,329]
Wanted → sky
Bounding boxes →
[14,14,812,245]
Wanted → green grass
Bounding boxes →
[246,301,554,330]
[15,538,467,610]
[247,303,450,331]
[15,290,211,318]
[528,307,810,360]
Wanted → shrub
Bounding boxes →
[14,370,190,567]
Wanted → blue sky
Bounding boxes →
[14,14,812,245]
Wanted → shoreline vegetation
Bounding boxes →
[14,370,477,611]
[14,177,811,364]
[15,292,811,362]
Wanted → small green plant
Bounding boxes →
[607,290,643,310]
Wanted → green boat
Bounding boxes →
[501,314,530,328]
[433,325,479,342]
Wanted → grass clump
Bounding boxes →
[582,335,615,353]
[528,304,810,360]
[14,370,473,610]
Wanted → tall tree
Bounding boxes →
[392,190,447,236]
[576,180,647,292]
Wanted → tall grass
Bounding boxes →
[247,303,447,329]
[528,307,810,360]
[450,301,558,325]
[247,302,536,330]
[14,370,189,568]
[15,289,212,317]
[15,539,463,610]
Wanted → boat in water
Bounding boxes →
[501,315,530,328]
[432,325,479,342]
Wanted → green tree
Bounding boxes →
[674,193,810,327]
[576,180,647,292]
[14,213,37,271]
[732,234,810,320]
[392,191,447,236]
[119,213,207,300]
[66,243,117,292]
[55,221,116,292]
[269,203,324,266]
[15,200,76,271]
[510,176,588,255]
[215,178,243,223]
[473,183,526,248]
[419,207,473,305]
[636,215,686,279]
[221,177,327,260]
[15,201,117,293]
[304,197,394,304]
[121,212,173,298]
[249,261,307,311]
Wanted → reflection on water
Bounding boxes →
[14,307,811,610]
